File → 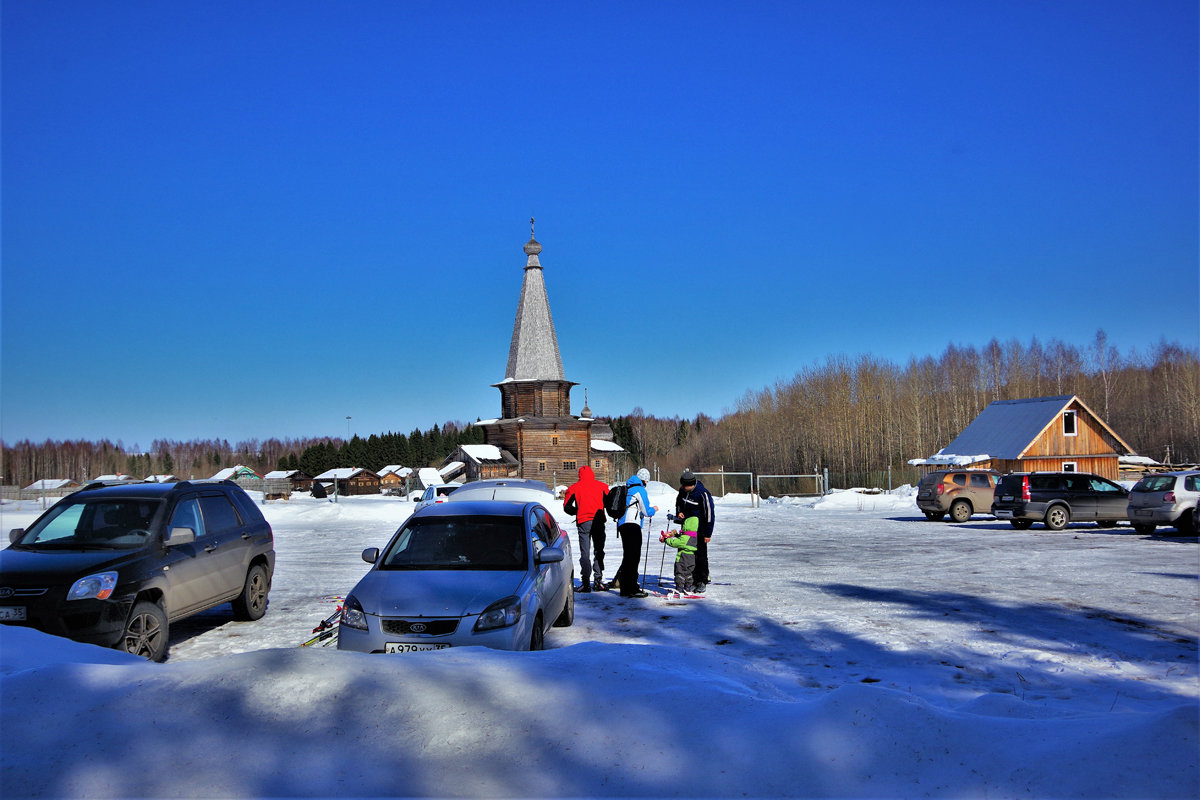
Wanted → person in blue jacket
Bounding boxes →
[613,468,656,598]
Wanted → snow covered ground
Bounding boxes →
[1,484,1196,798]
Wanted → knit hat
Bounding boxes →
[680,469,696,486]
[636,468,650,482]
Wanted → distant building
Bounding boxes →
[474,221,623,488]
[377,465,412,495]
[210,466,263,481]
[25,479,80,491]
[313,468,381,496]
[909,395,1136,481]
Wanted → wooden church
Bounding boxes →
[472,221,621,489]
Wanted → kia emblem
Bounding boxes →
[409,622,427,633]
[0,588,13,599]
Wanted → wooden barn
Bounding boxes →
[377,465,412,495]
[909,395,1136,481]
[314,467,381,496]
[474,222,623,490]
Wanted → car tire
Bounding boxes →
[232,563,269,621]
[949,500,972,523]
[1045,505,1070,531]
[529,615,545,651]
[923,510,944,521]
[1009,519,1033,530]
[121,600,168,662]
[553,575,575,627]
[1132,522,1155,535]
[1096,520,1118,529]
[1175,512,1196,536]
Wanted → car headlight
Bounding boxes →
[340,595,369,631]
[67,571,118,601]
[474,595,522,632]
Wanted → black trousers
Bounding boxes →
[694,533,709,585]
[616,522,643,594]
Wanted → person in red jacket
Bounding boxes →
[563,465,609,593]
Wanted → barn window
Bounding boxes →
[563,460,577,471]
[552,436,559,446]
[1062,462,1077,472]
[538,460,546,472]
[1063,410,1077,437]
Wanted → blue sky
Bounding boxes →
[2,1,1197,450]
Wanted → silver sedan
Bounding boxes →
[336,500,574,653]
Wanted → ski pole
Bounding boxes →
[656,515,673,592]
[641,515,651,588]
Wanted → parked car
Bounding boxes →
[0,480,275,661]
[991,472,1129,531]
[1126,471,1199,535]
[412,483,460,510]
[337,499,573,653]
[916,469,1000,522]
[446,478,555,504]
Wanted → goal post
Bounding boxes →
[755,474,827,506]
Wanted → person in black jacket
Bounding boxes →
[674,470,715,592]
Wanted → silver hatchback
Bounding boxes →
[337,500,574,653]
[1127,471,1199,535]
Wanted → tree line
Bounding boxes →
[4,332,1196,490]
[606,332,1199,489]
[2,423,485,488]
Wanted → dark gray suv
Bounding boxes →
[991,472,1129,531]
[0,480,275,661]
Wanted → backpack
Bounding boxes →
[604,483,628,518]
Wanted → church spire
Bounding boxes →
[504,221,564,382]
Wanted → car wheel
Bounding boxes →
[1010,519,1033,530]
[1175,513,1196,536]
[553,575,575,627]
[529,615,545,651]
[1045,505,1070,531]
[232,563,269,621]
[949,500,972,523]
[121,600,168,662]
[1132,522,1155,535]
[923,510,944,521]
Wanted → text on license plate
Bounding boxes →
[1135,509,1152,517]
[0,607,27,621]
[385,642,449,653]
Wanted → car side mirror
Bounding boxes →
[362,547,380,564]
[536,546,565,564]
[165,527,196,546]
[8,528,24,544]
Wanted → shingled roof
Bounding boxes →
[502,218,566,383]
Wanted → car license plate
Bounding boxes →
[0,607,26,621]
[995,510,1013,519]
[1135,509,1152,517]
[1000,495,1013,501]
[385,642,449,653]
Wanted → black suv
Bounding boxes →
[991,472,1129,531]
[0,480,274,661]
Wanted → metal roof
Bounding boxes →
[938,395,1076,459]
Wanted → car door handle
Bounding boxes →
[204,544,218,553]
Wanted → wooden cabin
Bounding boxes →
[909,395,1136,481]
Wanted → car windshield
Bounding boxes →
[379,515,527,570]
[14,499,163,550]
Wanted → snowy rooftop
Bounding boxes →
[590,439,624,452]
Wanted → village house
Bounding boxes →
[909,394,1137,481]
[313,468,381,496]
[210,465,263,481]
[377,465,412,495]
